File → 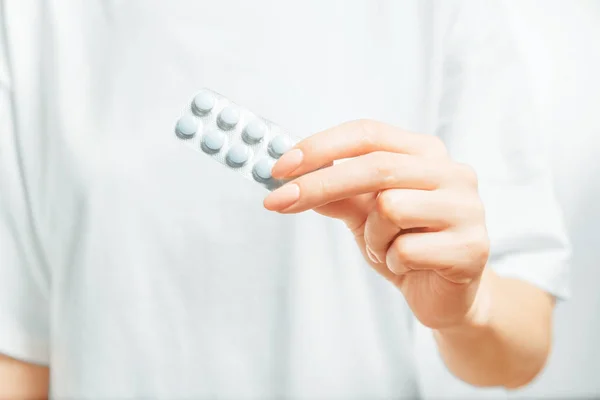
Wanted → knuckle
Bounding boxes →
[354,119,381,149]
[378,191,413,228]
[422,160,446,189]
[472,198,486,219]
[456,163,479,187]
[464,230,491,266]
[479,233,491,260]
[376,190,396,217]
[393,238,414,266]
[449,190,485,221]
[426,135,448,157]
[373,153,400,185]
[355,118,378,134]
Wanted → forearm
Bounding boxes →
[433,268,555,388]
[0,353,49,399]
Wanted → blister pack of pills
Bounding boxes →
[174,88,299,190]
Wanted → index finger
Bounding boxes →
[272,119,447,179]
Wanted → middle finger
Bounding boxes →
[264,152,444,213]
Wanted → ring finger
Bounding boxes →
[364,188,468,263]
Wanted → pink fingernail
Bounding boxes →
[271,149,304,178]
[366,246,382,264]
[263,183,300,211]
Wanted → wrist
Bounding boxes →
[435,268,497,339]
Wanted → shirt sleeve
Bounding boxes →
[414,2,570,398]
[0,3,50,365]
[436,0,570,300]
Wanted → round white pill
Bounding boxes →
[175,115,198,138]
[242,120,267,144]
[192,90,215,115]
[268,134,293,158]
[217,106,240,130]
[226,144,250,167]
[253,157,275,182]
[201,129,226,153]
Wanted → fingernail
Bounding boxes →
[264,183,300,211]
[271,149,304,178]
[365,246,382,264]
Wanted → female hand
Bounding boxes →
[264,119,491,329]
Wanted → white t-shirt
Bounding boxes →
[0,1,570,398]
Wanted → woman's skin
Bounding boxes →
[264,119,555,388]
[0,354,49,399]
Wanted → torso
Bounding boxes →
[7,1,438,397]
